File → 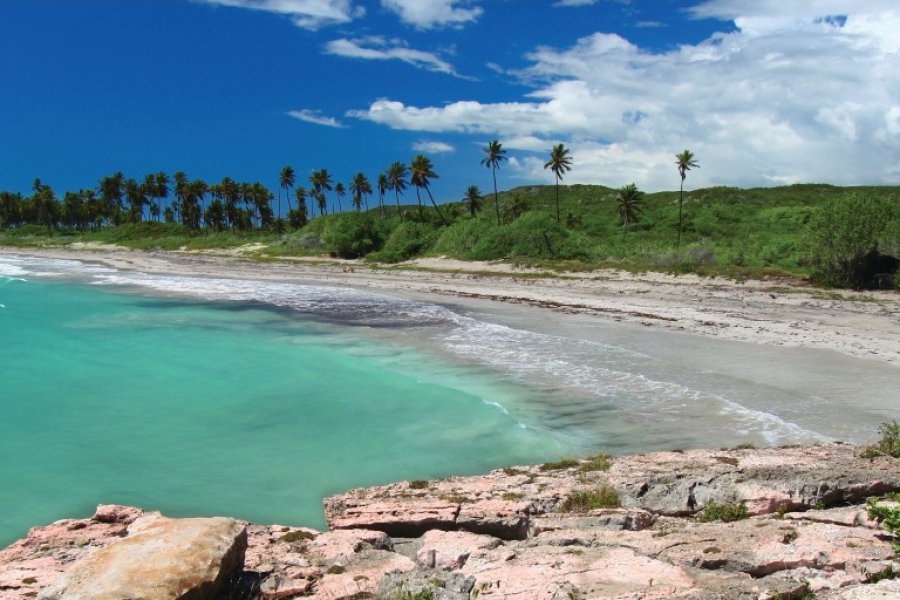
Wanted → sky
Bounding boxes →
[1,0,899,212]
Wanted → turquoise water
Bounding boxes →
[0,272,562,546]
[3,253,898,547]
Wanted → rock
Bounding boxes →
[530,509,656,535]
[309,549,415,600]
[324,498,459,537]
[0,511,137,600]
[415,530,501,570]
[819,578,900,599]
[91,505,143,525]
[37,514,247,600]
[457,500,531,540]
[379,569,476,600]
[306,528,393,564]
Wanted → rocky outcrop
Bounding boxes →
[1,443,898,599]
[38,513,246,600]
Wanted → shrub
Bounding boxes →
[560,486,620,512]
[469,212,595,261]
[805,193,897,288]
[699,500,749,522]
[867,497,900,553]
[861,421,900,459]
[368,221,440,263]
[432,218,493,258]
[321,213,383,258]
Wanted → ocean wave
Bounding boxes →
[10,254,821,445]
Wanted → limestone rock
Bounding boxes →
[91,504,143,525]
[38,514,247,600]
[324,498,459,537]
[415,530,501,570]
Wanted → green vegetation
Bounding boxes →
[577,455,613,472]
[3,146,899,289]
[540,458,580,471]
[699,500,749,523]
[806,194,899,288]
[559,486,621,512]
[861,421,900,459]
[866,497,900,553]
[408,480,430,490]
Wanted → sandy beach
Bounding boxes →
[3,244,899,367]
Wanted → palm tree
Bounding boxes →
[616,183,644,230]
[675,149,699,247]
[335,182,346,213]
[387,162,408,220]
[350,173,371,212]
[309,169,333,215]
[481,140,507,226]
[463,185,483,217]
[173,171,188,224]
[291,186,308,228]
[544,144,573,223]
[279,165,296,217]
[410,154,448,225]
[376,173,389,219]
[155,172,169,222]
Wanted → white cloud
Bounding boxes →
[324,36,460,76]
[381,0,482,29]
[554,0,599,6]
[288,109,345,128]
[196,0,363,30]
[350,3,900,190]
[412,140,455,154]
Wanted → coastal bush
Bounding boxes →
[431,218,494,258]
[805,193,898,288]
[469,212,595,261]
[866,496,900,553]
[560,486,620,512]
[861,420,900,459]
[368,222,440,263]
[321,213,383,258]
[699,500,749,522]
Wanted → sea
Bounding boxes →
[1,253,897,546]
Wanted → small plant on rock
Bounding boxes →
[560,486,620,512]
[578,454,612,472]
[540,458,580,471]
[699,500,749,523]
[867,497,900,553]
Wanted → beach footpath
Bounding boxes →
[2,443,898,599]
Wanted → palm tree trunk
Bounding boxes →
[678,180,684,248]
[394,190,402,221]
[424,185,448,226]
[415,187,423,217]
[555,177,561,223]
[493,167,500,225]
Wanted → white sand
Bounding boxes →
[3,246,899,366]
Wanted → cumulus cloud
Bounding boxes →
[196,0,363,30]
[554,0,599,6]
[288,109,345,128]
[381,0,482,29]
[324,36,460,76]
[412,140,455,153]
[350,3,900,190]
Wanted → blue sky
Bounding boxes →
[2,1,898,213]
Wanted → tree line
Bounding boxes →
[0,144,700,243]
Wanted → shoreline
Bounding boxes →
[2,443,898,599]
[3,244,899,366]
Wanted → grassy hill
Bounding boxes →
[3,183,899,285]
